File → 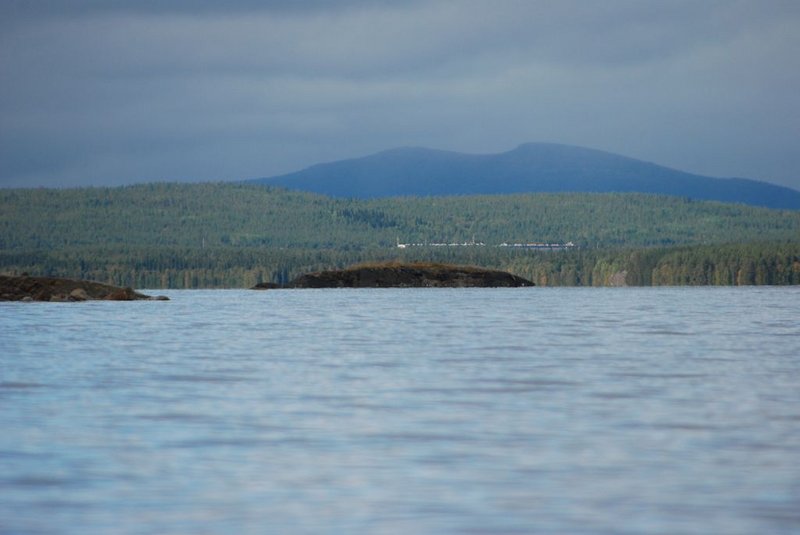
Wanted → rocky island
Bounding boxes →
[0,275,168,302]
[287,262,534,288]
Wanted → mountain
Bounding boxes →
[251,143,800,209]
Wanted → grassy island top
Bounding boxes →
[343,261,491,272]
[290,261,534,288]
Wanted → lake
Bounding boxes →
[1,287,799,534]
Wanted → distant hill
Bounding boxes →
[4,184,800,252]
[251,143,800,209]
[3,183,800,287]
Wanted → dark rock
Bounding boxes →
[0,275,164,302]
[251,282,280,290]
[69,288,90,301]
[104,287,137,301]
[289,262,534,289]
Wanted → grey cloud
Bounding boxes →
[1,0,799,189]
[6,1,786,79]
[0,0,403,23]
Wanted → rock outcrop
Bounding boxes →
[289,262,534,288]
[0,275,169,302]
[251,282,280,290]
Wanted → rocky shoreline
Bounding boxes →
[0,275,168,302]
[284,262,534,289]
[2,263,532,299]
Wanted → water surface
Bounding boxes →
[1,287,799,534]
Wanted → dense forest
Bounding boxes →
[2,183,799,287]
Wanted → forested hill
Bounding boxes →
[2,183,800,287]
[251,143,800,210]
[3,183,800,251]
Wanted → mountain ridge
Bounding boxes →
[250,143,800,209]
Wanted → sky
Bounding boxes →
[1,0,799,190]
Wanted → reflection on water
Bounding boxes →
[1,287,799,534]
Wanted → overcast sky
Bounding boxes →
[1,0,799,190]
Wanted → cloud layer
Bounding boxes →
[1,0,799,189]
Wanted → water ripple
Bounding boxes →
[1,287,799,535]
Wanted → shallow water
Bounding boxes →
[1,287,799,534]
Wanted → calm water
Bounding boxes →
[1,287,799,534]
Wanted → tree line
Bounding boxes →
[2,183,799,287]
[1,242,798,288]
[3,183,800,251]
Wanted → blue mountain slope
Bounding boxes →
[251,143,800,209]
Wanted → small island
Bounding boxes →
[0,275,169,302]
[287,262,534,288]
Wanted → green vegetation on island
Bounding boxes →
[288,261,534,288]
